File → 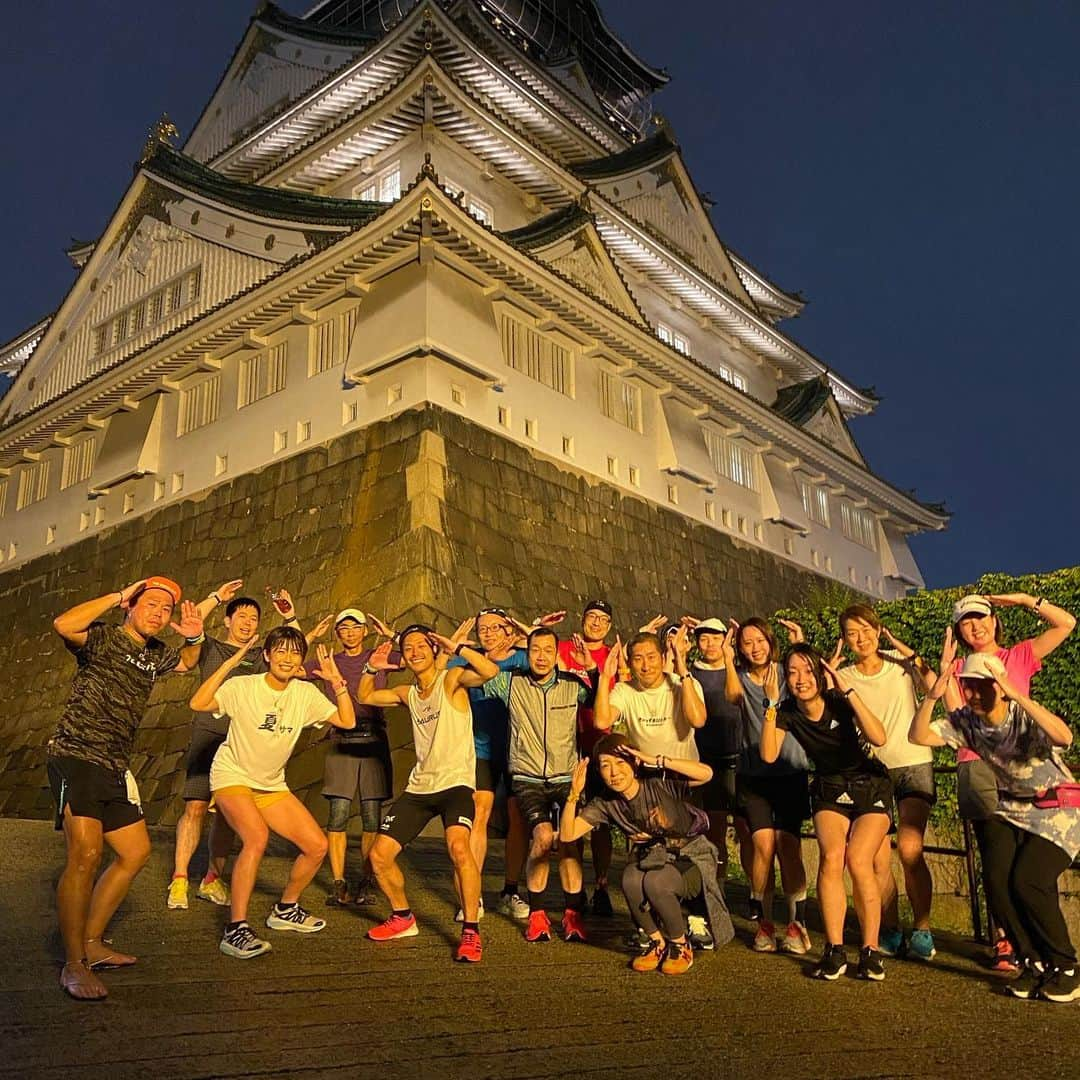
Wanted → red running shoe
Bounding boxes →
[992,937,1019,974]
[454,928,483,963]
[525,910,552,942]
[367,913,418,942]
[563,908,588,943]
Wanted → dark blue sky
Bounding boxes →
[2,2,1077,588]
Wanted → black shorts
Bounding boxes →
[475,755,507,794]
[736,772,810,836]
[47,755,143,834]
[511,778,572,832]
[811,773,894,821]
[698,755,738,814]
[182,724,227,802]
[888,763,936,806]
[379,787,474,847]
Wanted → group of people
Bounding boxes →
[44,574,1079,1006]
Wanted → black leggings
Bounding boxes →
[623,863,686,939]
[979,818,1076,969]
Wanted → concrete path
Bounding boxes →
[2,818,1075,1079]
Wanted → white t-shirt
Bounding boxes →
[608,674,703,761]
[841,656,932,770]
[406,671,476,794]
[211,674,337,792]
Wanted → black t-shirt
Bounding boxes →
[580,775,705,840]
[692,664,742,758]
[192,636,268,736]
[49,621,181,773]
[775,691,886,778]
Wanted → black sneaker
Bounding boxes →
[857,945,885,982]
[351,876,377,906]
[812,945,849,981]
[591,887,614,918]
[1039,966,1080,1003]
[1004,960,1046,1000]
[326,879,350,907]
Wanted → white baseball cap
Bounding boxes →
[334,608,367,627]
[952,595,992,624]
[957,653,1005,680]
[694,617,728,636]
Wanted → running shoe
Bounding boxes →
[992,938,1020,974]
[1004,960,1046,1000]
[562,908,588,943]
[525,910,553,943]
[498,892,530,920]
[266,903,326,934]
[454,928,483,964]
[753,918,778,953]
[812,945,849,981]
[908,929,937,962]
[1040,967,1080,1004]
[631,939,665,973]
[351,876,377,906]
[166,877,189,910]
[590,886,614,918]
[220,922,272,959]
[454,897,485,922]
[326,879,352,907]
[878,928,904,958]
[660,941,694,976]
[626,926,653,952]
[368,913,419,941]
[780,921,811,955]
[197,877,229,906]
[687,915,715,951]
[857,946,886,982]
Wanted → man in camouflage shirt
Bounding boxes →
[47,576,203,1000]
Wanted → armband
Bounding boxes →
[455,642,469,656]
[185,633,206,646]
[363,664,378,677]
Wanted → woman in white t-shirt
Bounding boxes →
[834,604,938,962]
[190,626,355,960]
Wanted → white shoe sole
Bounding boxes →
[220,940,272,959]
[368,924,419,940]
[265,914,326,934]
[166,895,188,910]
[197,890,230,906]
[454,902,485,922]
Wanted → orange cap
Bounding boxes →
[137,576,182,605]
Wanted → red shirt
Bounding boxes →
[558,638,613,754]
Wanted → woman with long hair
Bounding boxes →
[761,644,891,981]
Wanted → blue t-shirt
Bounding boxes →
[448,648,529,760]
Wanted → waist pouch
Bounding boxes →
[1031,783,1080,810]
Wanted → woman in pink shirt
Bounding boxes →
[951,592,1075,969]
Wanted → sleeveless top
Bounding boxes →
[406,671,476,794]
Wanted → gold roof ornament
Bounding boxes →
[139,114,180,165]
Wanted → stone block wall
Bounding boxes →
[0,404,833,825]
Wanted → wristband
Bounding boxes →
[455,642,468,656]
[116,591,125,606]
[844,687,855,697]
[364,664,378,676]
[185,633,206,646]
[566,793,580,804]
[211,592,221,605]
[332,681,348,695]
[763,699,775,709]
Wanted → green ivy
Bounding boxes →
[772,567,1080,835]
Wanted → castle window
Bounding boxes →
[61,435,97,490]
[841,502,878,550]
[599,370,642,432]
[178,374,221,436]
[17,459,50,510]
[798,480,830,527]
[500,317,573,397]
[238,344,287,409]
[705,430,757,491]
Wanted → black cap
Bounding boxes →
[583,599,613,618]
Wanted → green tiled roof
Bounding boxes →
[773,376,833,426]
[499,203,592,250]
[570,130,678,180]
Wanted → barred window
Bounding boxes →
[656,322,689,355]
[309,307,357,377]
[799,480,830,527]
[91,266,202,358]
[599,370,642,432]
[178,375,221,436]
[238,344,287,408]
[17,459,50,510]
[841,502,878,550]
[705,430,757,491]
[499,317,573,397]
[61,436,97,489]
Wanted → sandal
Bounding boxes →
[86,937,137,970]
[60,959,108,1001]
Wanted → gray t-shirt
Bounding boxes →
[934,703,1080,859]
[192,636,268,736]
[736,668,810,777]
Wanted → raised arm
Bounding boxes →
[593,637,623,731]
[994,671,1073,748]
[881,625,937,692]
[196,579,244,623]
[169,600,206,673]
[560,758,595,844]
[433,631,498,691]
[672,625,706,728]
[623,744,713,786]
[189,639,254,712]
[358,642,409,708]
[53,580,146,646]
[721,626,744,705]
[909,630,960,748]
[309,646,356,730]
[987,593,1075,661]
[824,658,886,747]
[759,664,785,762]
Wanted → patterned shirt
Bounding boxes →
[49,621,181,773]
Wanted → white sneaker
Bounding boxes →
[498,892,530,920]
[220,922,272,959]
[454,897,485,922]
[265,903,326,934]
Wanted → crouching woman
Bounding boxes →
[559,733,734,975]
[911,629,1080,1003]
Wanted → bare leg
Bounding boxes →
[447,825,481,923]
[215,792,269,924]
[526,824,555,898]
[897,798,933,930]
[814,811,851,946]
[471,790,495,878]
[207,812,234,880]
[172,800,208,878]
[327,831,347,882]
[750,827,777,916]
[56,810,108,998]
[875,834,899,929]
[261,795,329,904]
[84,819,151,964]
[847,814,891,949]
[504,796,528,887]
[369,834,408,910]
[591,823,613,889]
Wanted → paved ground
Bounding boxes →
[3,818,1076,1080]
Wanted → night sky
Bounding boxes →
[2,1,1077,589]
